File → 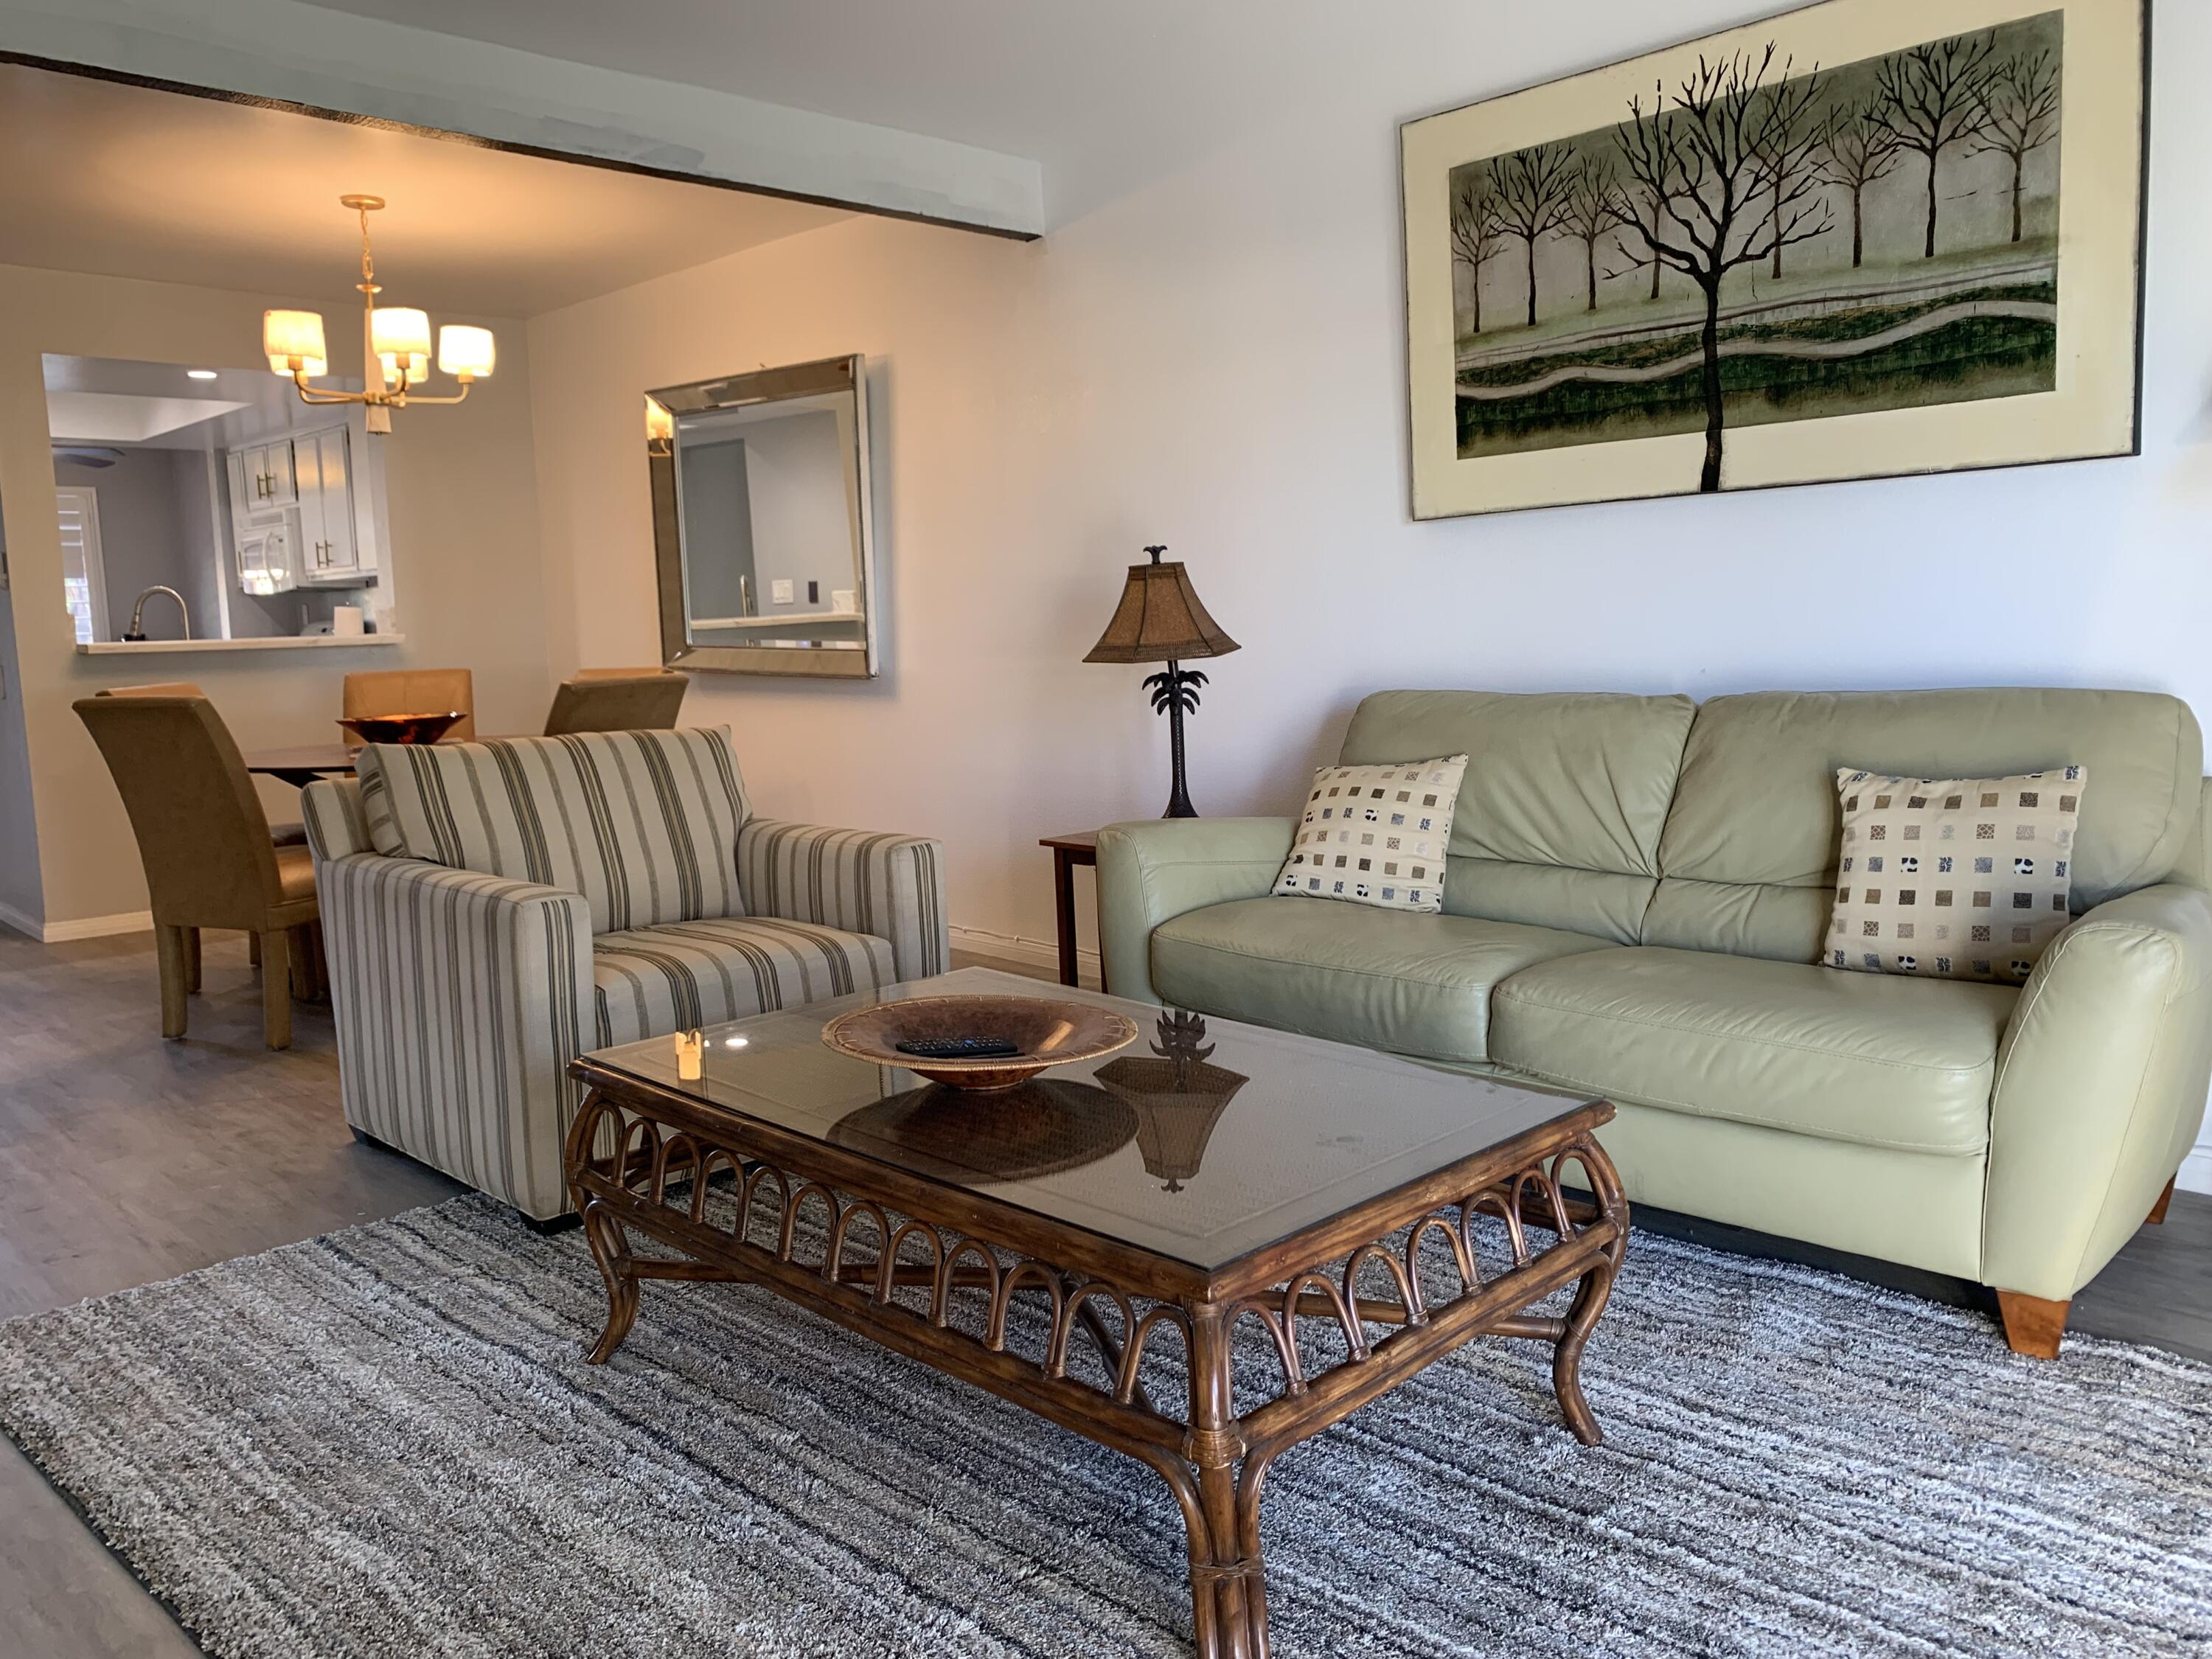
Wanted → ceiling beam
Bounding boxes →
[0,0,1045,239]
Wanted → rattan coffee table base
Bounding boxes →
[564,1068,1625,1659]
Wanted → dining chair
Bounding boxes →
[341,667,476,745]
[97,683,307,849]
[74,689,321,1048]
[543,667,689,735]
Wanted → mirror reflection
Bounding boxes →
[648,355,876,678]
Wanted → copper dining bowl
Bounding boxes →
[822,994,1138,1091]
[337,711,465,745]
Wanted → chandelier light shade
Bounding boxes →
[437,324,496,381]
[264,194,494,433]
[369,306,431,362]
[262,308,327,376]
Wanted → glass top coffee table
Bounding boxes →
[567,967,1628,1658]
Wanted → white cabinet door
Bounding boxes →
[296,426,368,585]
[234,440,297,511]
[259,439,298,507]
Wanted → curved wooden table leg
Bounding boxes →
[580,1198,641,1365]
[1552,1241,1622,1447]
[1550,1135,1630,1447]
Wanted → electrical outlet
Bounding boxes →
[771,579,794,605]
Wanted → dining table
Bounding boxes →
[243,744,363,789]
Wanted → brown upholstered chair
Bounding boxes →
[74,689,321,1048]
[543,668,689,736]
[341,667,476,745]
[97,682,306,848]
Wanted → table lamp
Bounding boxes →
[1083,545,1240,818]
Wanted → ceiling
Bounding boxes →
[0,62,850,318]
[41,356,302,448]
[291,0,1379,220]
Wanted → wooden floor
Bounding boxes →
[0,927,2206,1657]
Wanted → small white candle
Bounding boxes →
[673,1029,703,1081]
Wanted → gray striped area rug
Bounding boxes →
[1,1194,2206,1658]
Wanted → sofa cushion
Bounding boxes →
[1649,689,2201,962]
[593,916,894,1048]
[1338,690,1695,943]
[360,727,751,936]
[1151,896,1615,1065]
[1490,947,2017,1155]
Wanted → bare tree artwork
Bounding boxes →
[1486,142,1577,327]
[1450,164,1508,334]
[1820,97,1905,267]
[1971,50,2061,244]
[1874,32,1997,259]
[1748,66,1829,279]
[1611,48,1836,492]
[1558,155,1629,312]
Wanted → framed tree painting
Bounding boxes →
[1401,0,2146,519]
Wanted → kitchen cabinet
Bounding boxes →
[293,426,368,585]
[229,439,296,513]
[224,423,375,593]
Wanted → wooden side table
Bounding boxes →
[1040,831,1100,990]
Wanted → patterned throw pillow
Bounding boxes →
[1273,755,1468,914]
[1826,767,2087,984]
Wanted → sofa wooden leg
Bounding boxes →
[260,931,293,1051]
[2148,1177,2175,1226]
[155,924,189,1040]
[1995,1290,2069,1359]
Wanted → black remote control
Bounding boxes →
[895,1036,1023,1060]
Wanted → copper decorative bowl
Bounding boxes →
[337,711,465,745]
[830,1079,1138,1182]
[821,994,1138,1091]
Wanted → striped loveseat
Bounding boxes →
[301,726,947,1221]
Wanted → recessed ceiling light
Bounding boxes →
[186,369,219,380]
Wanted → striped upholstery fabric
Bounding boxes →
[737,819,948,981]
[592,917,895,1048]
[307,779,593,1221]
[358,728,750,934]
[303,773,948,1222]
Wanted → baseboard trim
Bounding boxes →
[36,909,153,944]
[2179,1141,2212,1197]
[949,923,1099,981]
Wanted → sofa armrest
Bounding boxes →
[1984,883,2212,1300]
[314,851,594,1221]
[736,819,949,981]
[1095,817,1293,1003]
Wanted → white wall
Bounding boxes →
[0,262,550,928]
[527,4,2212,1178]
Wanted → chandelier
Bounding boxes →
[262,194,495,434]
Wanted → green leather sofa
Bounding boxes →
[1096,689,2212,1357]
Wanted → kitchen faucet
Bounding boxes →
[122,585,191,641]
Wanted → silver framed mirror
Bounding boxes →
[647,354,877,678]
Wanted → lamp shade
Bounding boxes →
[369,306,433,361]
[262,309,327,375]
[1082,546,1239,665]
[437,324,495,380]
